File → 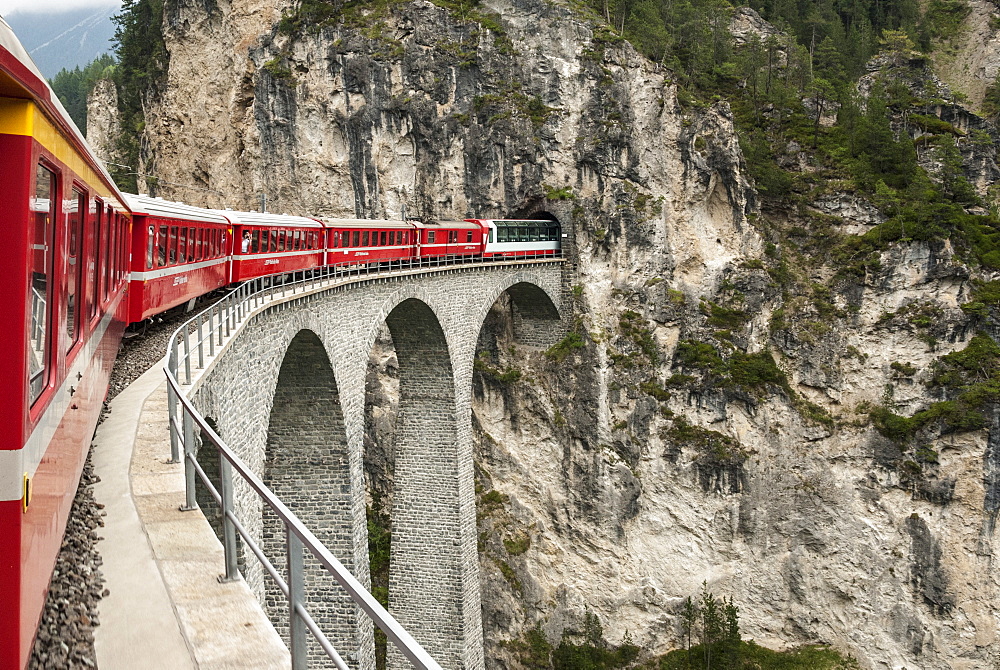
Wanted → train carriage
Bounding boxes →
[228,210,326,283]
[0,16,131,669]
[476,219,561,258]
[414,220,488,260]
[322,218,416,267]
[126,194,231,323]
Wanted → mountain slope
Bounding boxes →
[4,3,118,79]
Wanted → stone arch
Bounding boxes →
[476,273,564,349]
[262,328,358,663]
[363,296,466,669]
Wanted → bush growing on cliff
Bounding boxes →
[871,333,1000,443]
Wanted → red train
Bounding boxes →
[1,15,561,670]
[124,194,560,326]
[1,17,132,670]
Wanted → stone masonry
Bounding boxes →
[188,261,565,670]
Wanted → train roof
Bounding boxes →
[319,218,414,229]
[125,194,232,224]
[0,17,126,207]
[217,210,324,228]
[479,219,560,225]
[413,220,483,230]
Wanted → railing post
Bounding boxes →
[167,354,180,465]
[183,327,192,385]
[209,307,216,357]
[181,408,198,511]
[287,529,308,670]
[215,305,223,346]
[197,314,205,369]
[219,453,240,583]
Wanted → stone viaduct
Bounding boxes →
[185,260,566,670]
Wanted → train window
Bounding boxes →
[29,164,56,403]
[169,226,178,264]
[333,232,340,248]
[378,231,385,246]
[261,231,269,252]
[270,231,277,253]
[178,229,186,265]
[362,231,370,247]
[101,208,112,302]
[186,227,194,262]
[158,225,168,266]
[466,231,474,242]
[110,214,118,286]
[294,230,301,250]
[87,201,99,319]
[489,229,494,243]
[428,231,436,244]
[67,188,85,345]
[251,230,260,253]
[147,226,155,269]
[280,231,286,252]
[349,230,357,247]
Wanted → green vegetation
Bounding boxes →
[546,332,587,362]
[658,642,860,669]
[49,54,116,133]
[546,185,576,200]
[871,333,1000,442]
[474,86,558,127]
[475,354,523,384]
[506,590,859,669]
[112,0,169,192]
[701,301,747,330]
[674,340,789,397]
[640,380,672,401]
[619,311,660,363]
[666,416,746,465]
[503,532,531,555]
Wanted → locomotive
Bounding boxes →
[0,15,559,670]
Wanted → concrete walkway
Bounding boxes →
[93,358,289,670]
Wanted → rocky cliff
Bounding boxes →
[124,0,1000,667]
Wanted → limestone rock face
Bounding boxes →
[86,78,121,171]
[140,0,1000,668]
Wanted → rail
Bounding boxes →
[164,251,563,669]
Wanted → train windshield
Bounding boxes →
[493,220,560,243]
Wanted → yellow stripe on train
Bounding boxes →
[0,97,123,207]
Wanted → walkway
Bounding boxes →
[92,358,289,669]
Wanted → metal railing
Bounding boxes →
[164,372,442,670]
[163,251,562,669]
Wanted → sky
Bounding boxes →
[0,0,119,16]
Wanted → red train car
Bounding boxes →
[321,218,416,266]
[0,17,131,669]
[126,194,232,322]
[227,210,326,282]
[414,220,487,260]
